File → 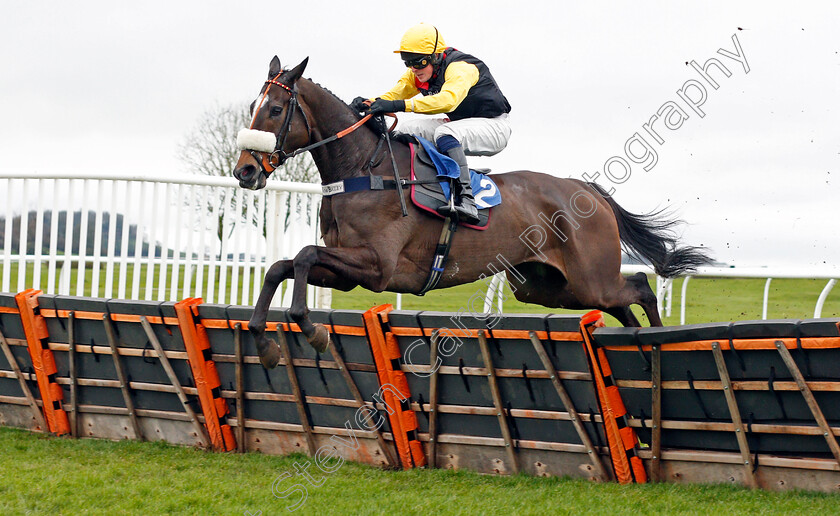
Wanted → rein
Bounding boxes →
[245,74,406,214]
[249,74,395,171]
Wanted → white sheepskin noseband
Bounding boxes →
[237,128,277,153]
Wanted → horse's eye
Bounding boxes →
[270,105,284,117]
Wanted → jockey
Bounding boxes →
[351,23,512,225]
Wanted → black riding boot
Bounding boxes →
[437,146,480,224]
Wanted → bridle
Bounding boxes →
[239,68,407,215]
[247,74,311,171]
[243,73,390,174]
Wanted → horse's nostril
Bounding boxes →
[235,164,255,181]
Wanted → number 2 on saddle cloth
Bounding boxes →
[409,136,501,230]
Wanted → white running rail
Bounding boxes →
[645,266,840,324]
[0,172,324,308]
[479,265,839,323]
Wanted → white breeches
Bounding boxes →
[395,113,512,156]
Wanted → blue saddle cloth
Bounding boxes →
[415,137,502,209]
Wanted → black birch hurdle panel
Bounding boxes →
[590,318,840,491]
[33,295,206,446]
[383,309,611,480]
[195,304,395,467]
[3,290,840,492]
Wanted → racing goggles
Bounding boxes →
[403,54,433,69]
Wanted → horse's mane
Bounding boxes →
[269,62,392,140]
[304,76,388,138]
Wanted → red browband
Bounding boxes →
[266,78,293,92]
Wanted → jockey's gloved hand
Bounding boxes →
[369,99,405,115]
[350,96,370,112]
[390,132,417,145]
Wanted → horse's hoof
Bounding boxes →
[257,336,282,369]
[306,324,330,353]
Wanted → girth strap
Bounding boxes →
[417,217,459,296]
[321,175,438,197]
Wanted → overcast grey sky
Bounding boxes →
[1,1,837,268]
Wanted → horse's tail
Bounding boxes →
[586,182,712,278]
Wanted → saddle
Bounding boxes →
[409,140,499,231]
[319,134,502,294]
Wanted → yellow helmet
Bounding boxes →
[394,23,446,55]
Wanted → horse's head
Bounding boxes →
[233,56,311,190]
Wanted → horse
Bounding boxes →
[233,56,711,368]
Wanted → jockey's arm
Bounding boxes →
[377,62,480,115]
[373,70,419,104]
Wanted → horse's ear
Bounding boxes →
[285,57,309,83]
[268,56,282,78]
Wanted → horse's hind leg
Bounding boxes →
[591,273,663,327]
[512,263,658,327]
[566,268,663,327]
[624,272,663,326]
[604,307,642,327]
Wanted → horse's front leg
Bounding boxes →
[289,245,385,353]
[250,259,294,368]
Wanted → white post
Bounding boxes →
[104,181,118,298]
[317,285,333,310]
[169,183,184,302]
[680,275,691,325]
[240,188,255,305]
[130,182,146,300]
[76,180,92,297]
[32,178,45,291]
[762,278,773,320]
[204,186,219,303]
[483,273,505,314]
[655,275,665,317]
[195,185,209,299]
[2,179,14,293]
[58,260,70,295]
[497,278,504,314]
[252,189,267,306]
[91,181,105,298]
[217,188,233,304]
[265,190,280,307]
[145,182,161,301]
[60,179,75,296]
[230,188,245,305]
[118,181,132,299]
[46,180,60,295]
[182,183,197,300]
[17,179,30,293]
[815,279,837,318]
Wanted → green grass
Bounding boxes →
[1,427,836,515]
[332,276,840,326]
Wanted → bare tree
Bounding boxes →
[178,102,318,183]
[177,102,319,250]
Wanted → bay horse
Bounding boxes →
[233,56,711,368]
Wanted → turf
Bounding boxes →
[1,427,837,515]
